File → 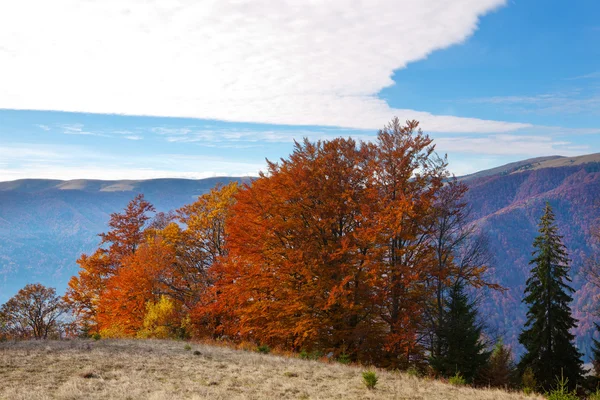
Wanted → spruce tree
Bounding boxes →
[518,202,583,391]
[430,281,490,383]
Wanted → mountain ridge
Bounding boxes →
[0,177,253,193]
[3,152,598,192]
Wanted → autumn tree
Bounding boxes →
[64,194,155,334]
[208,119,486,367]
[137,295,182,339]
[518,203,583,391]
[0,284,70,339]
[58,118,501,370]
[96,237,177,337]
[211,138,379,359]
[99,194,156,262]
[65,185,240,338]
[366,119,449,367]
[63,252,109,335]
[165,182,238,311]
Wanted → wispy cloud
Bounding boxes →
[434,134,588,157]
[467,91,600,116]
[567,71,600,80]
[533,126,600,136]
[152,126,375,145]
[61,123,108,137]
[150,123,593,160]
[0,0,539,133]
[36,123,145,140]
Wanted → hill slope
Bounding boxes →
[463,153,600,358]
[0,155,599,359]
[0,177,246,302]
[0,339,541,400]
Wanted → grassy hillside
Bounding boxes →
[0,339,540,400]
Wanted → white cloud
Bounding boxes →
[434,134,588,156]
[0,143,263,181]
[0,0,533,132]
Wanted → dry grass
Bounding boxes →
[0,339,543,400]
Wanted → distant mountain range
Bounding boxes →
[1,154,599,358]
[0,177,246,303]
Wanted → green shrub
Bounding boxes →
[522,366,537,394]
[362,370,378,390]
[545,372,578,400]
[406,366,421,378]
[299,349,323,360]
[588,390,600,400]
[184,343,192,351]
[256,344,271,354]
[337,353,351,365]
[91,332,101,341]
[449,372,466,386]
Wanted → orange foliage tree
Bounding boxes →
[96,237,177,337]
[207,118,497,367]
[64,184,239,338]
[363,119,448,366]
[208,138,380,357]
[61,119,498,369]
[64,194,155,334]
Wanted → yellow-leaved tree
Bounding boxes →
[137,295,181,339]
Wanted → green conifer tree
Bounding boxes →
[518,202,583,391]
[430,281,490,383]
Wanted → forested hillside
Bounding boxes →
[0,177,244,302]
[1,154,599,360]
[463,154,600,358]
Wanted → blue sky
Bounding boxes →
[0,0,598,180]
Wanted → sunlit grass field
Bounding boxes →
[0,339,542,400]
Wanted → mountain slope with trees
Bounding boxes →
[463,154,600,359]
